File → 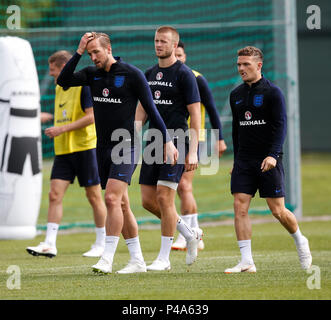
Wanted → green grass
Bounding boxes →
[301,153,331,215]
[1,153,330,301]
[0,220,330,300]
[37,153,331,227]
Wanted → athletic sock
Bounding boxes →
[189,213,199,228]
[45,223,59,247]
[176,217,194,241]
[95,227,105,247]
[157,236,173,262]
[125,236,145,264]
[181,215,191,227]
[103,236,119,262]
[176,215,191,242]
[238,239,254,265]
[291,227,305,246]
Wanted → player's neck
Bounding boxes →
[104,55,117,72]
[246,74,262,87]
[158,55,177,68]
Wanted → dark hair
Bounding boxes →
[237,46,263,61]
[177,40,185,50]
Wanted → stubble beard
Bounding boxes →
[156,49,173,60]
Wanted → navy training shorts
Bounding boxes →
[96,145,138,189]
[231,158,285,198]
[139,140,189,186]
[51,148,100,187]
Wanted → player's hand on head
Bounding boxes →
[77,32,95,55]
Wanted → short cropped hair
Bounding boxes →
[237,46,263,62]
[156,25,180,44]
[91,32,111,49]
[48,50,72,67]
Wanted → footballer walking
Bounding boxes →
[226,46,312,273]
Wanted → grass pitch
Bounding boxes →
[0,220,330,300]
[1,153,330,301]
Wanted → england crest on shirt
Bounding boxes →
[156,72,163,80]
[114,76,125,88]
[253,94,263,107]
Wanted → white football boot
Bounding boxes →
[171,234,187,251]
[198,239,205,251]
[172,236,205,251]
[296,236,312,270]
[146,259,171,271]
[26,242,57,258]
[116,260,147,274]
[92,256,112,274]
[186,228,203,265]
[224,261,257,274]
[82,243,104,257]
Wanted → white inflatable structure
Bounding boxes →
[0,36,42,239]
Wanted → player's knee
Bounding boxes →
[85,189,100,206]
[271,208,284,221]
[104,192,120,209]
[177,179,192,197]
[48,189,62,203]
[156,192,169,208]
[234,199,249,218]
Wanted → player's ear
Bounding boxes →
[107,44,111,54]
[257,61,263,72]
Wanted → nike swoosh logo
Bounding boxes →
[118,173,127,177]
[94,77,102,80]
[167,173,176,177]
[235,100,243,105]
[59,102,66,108]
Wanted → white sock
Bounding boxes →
[238,240,254,265]
[176,218,194,241]
[157,236,173,262]
[103,236,119,262]
[95,227,105,247]
[125,236,145,264]
[176,215,190,241]
[181,215,191,226]
[291,227,305,246]
[45,223,59,247]
[189,213,199,228]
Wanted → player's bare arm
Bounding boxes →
[135,102,178,165]
[45,107,94,138]
[185,102,200,171]
[134,102,148,132]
